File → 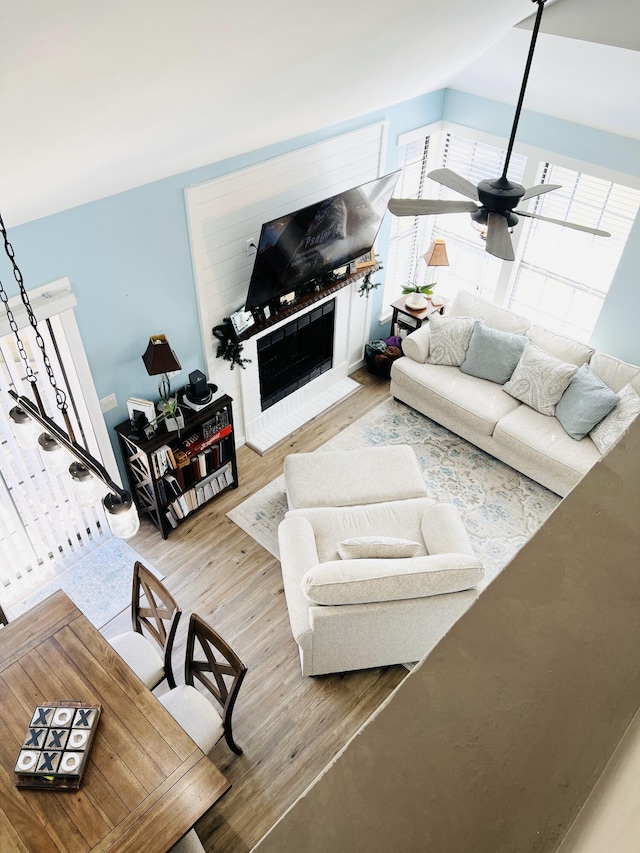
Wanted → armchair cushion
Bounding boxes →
[301,553,483,606]
[337,536,421,559]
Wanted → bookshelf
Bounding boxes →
[114,394,238,539]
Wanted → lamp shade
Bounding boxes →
[422,239,449,267]
[142,335,181,376]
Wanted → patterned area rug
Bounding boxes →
[227,397,561,591]
[8,537,162,630]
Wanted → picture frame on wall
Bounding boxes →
[355,248,377,270]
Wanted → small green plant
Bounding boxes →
[357,264,384,298]
[150,395,184,434]
[402,280,437,298]
[212,319,251,370]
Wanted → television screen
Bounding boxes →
[244,170,400,312]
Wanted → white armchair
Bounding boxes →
[278,497,484,676]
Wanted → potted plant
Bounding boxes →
[153,396,185,434]
[402,281,437,310]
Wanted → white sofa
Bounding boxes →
[391,290,640,497]
[278,446,484,676]
[279,498,483,676]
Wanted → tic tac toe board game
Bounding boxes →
[14,701,101,790]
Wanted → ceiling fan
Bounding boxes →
[388,0,610,261]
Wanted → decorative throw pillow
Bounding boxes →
[555,365,620,441]
[427,314,478,366]
[503,342,578,416]
[590,384,640,454]
[337,536,421,560]
[460,322,528,384]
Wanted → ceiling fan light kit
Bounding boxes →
[388,0,611,261]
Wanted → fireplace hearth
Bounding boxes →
[257,300,335,411]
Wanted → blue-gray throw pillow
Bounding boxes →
[460,322,528,384]
[555,364,620,440]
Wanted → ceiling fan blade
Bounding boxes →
[515,209,611,237]
[427,169,479,202]
[521,184,562,201]
[388,198,478,216]
[485,213,515,261]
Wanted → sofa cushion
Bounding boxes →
[427,314,477,366]
[503,342,578,416]
[391,358,522,437]
[284,446,427,510]
[337,536,421,560]
[450,290,530,334]
[555,364,620,440]
[460,322,528,384]
[493,404,601,480]
[590,384,640,454]
[588,352,640,395]
[301,553,484,606]
[287,497,436,563]
[527,324,594,367]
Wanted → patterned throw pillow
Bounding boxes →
[590,384,640,454]
[503,342,578,416]
[427,315,478,366]
[337,536,421,559]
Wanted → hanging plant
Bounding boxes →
[357,262,383,298]
[212,319,251,370]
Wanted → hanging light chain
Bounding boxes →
[0,211,67,412]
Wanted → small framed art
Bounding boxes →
[355,248,377,270]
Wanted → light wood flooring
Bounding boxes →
[101,368,408,852]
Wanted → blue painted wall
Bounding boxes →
[4,86,640,477]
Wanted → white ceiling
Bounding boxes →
[1,0,637,227]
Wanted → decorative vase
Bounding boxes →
[165,410,185,432]
[404,290,429,310]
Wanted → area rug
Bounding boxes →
[8,537,162,630]
[227,397,561,591]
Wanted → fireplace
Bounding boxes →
[257,300,335,410]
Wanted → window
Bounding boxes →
[508,165,640,340]
[0,283,112,605]
[384,127,640,341]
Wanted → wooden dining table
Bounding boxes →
[0,589,230,852]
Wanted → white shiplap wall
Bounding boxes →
[185,123,388,447]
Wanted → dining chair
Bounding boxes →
[110,561,181,690]
[169,829,206,852]
[159,613,247,755]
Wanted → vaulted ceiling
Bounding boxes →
[1,0,637,227]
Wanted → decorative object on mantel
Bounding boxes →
[357,261,384,298]
[402,239,449,309]
[212,319,251,369]
[2,211,140,540]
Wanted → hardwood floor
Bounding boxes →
[102,368,408,852]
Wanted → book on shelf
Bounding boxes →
[179,424,232,458]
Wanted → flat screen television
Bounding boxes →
[244,170,400,312]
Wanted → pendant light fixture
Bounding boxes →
[1,210,139,540]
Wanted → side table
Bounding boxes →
[390,296,446,339]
